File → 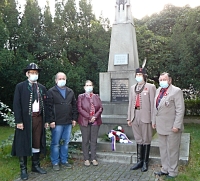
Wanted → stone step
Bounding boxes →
[71,133,190,165]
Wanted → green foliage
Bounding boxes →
[0,101,15,127]
[0,0,200,105]
[185,99,200,116]
[101,133,111,142]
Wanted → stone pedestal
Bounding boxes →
[107,23,139,72]
[99,71,136,139]
[99,2,139,139]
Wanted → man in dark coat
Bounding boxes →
[48,72,78,171]
[11,63,49,180]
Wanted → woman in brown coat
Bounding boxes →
[77,80,103,166]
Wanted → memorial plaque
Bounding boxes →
[114,54,128,65]
[111,79,129,102]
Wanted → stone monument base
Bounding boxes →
[99,70,136,139]
[98,102,134,139]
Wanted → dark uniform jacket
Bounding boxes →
[11,80,48,156]
[47,86,78,125]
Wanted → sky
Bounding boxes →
[18,0,200,23]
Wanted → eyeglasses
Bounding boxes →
[28,71,38,75]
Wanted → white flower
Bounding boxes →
[119,139,128,143]
[108,132,114,138]
[116,131,121,136]
[123,140,128,143]
[118,126,122,130]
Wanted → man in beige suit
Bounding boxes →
[127,68,156,172]
[153,72,185,179]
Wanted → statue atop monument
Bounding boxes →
[114,0,133,24]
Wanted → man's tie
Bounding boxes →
[156,89,166,108]
[32,83,38,103]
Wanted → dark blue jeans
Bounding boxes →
[50,124,72,165]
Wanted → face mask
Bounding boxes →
[135,76,143,83]
[29,74,38,82]
[85,86,93,93]
[57,80,66,87]
[159,81,169,88]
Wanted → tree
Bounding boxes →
[1,0,19,54]
[170,6,200,89]
[136,25,171,84]
[141,4,191,37]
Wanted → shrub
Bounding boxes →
[184,99,200,116]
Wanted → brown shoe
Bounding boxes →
[84,160,90,167]
[91,160,98,166]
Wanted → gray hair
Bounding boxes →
[55,72,67,80]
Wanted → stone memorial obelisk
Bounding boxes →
[99,0,139,139]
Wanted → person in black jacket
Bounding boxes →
[11,63,49,180]
[48,72,78,171]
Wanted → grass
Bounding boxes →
[0,125,80,181]
[0,126,19,181]
[176,123,200,181]
[0,123,200,181]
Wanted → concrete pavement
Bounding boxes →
[14,160,163,181]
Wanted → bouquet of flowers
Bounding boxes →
[108,126,132,151]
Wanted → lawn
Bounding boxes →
[0,126,19,181]
[0,125,79,181]
[0,124,200,181]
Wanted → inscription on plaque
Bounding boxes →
[111,79,129,102]
[114,54,128,65]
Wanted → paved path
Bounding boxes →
[14,160,164,181]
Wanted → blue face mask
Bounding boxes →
[159,81,169,88]
[135,76,143,83]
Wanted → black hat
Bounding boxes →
[136,68,146,74]
[24,63,42,74]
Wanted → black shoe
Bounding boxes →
[130,161,143,170]
[141,144,151,172]
[61,162,72,168]
[154,171,168,176]
[21,169,28,180]
[32,153,47,174]
[130,144,144,170]
[19,156,28,180]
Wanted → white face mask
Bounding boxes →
[85,86,93,93]
[29,74,38,82]
[57,80,66,87]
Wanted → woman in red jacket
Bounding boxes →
[77,80,103,166]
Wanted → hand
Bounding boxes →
[91,116,96,122]
[17,123,24,130]
[72,120,76,127]
[50,122,56,128]
[152,124,156,129]
[172,127,179,133]
[127,120,132,126]
[89,117,96,123]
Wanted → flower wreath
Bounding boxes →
[108,126,132,151]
